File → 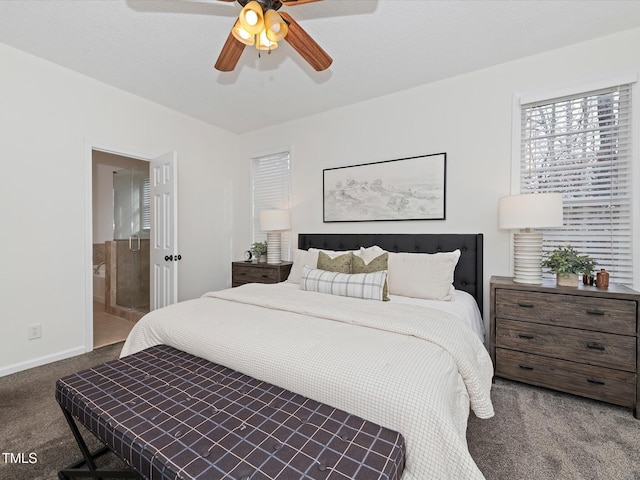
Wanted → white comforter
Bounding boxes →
[121,283,494,480]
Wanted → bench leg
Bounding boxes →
[58,404,142,480]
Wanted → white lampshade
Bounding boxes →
[260,209,291,232]
[259,209,290,264]
[498,193,563,230]
[498,193,563,285]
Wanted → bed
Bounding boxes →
[119,233,494,480]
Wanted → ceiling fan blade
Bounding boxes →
[281,0,323,5]
[279,12,332,71]
[214,30,246,71]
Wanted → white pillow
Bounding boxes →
[354,245,387,264]
[300,266,387,301]
[286,249,320,284]
[387,250,461,301]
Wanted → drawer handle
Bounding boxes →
[587,378,605,386]
[518,302,535,308]
[586,342,605,351]
[518,333,535,340]
[261,274,269,278]
[586,309,605,316]
[518,364,534,370]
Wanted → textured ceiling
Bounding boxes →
[1,0,640,134]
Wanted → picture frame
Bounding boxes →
[323,153,446,222]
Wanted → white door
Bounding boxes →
[150,151,178,310]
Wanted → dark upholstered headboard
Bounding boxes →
[298,233,483,315]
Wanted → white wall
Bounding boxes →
[235,28,640,336]
[2,27,639,374]
[0,42,238,375]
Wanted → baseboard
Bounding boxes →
[0,346,86,377]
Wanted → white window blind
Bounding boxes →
[142,176,151,236]
[520,84,633,285]
[252,151,291,260]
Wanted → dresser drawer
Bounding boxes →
[496,348,637,408]
[495,289,637,335]
[496,318,636,371]
[233,265,280,284]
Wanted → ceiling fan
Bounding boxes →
[214,0,332,72]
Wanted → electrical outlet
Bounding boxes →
[28,324,42,340]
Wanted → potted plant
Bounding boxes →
[542,245,594,287]
[251,241,268,263]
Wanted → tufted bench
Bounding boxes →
[56,344,405,480]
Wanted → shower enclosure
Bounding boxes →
[111,166,150,315]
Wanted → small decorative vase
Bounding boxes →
[259,254,267,263]
[596,268,609,289]
[557,273,579,287]
[582,274,595,286]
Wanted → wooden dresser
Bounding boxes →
[232,261,293,287]
[490,275,640,418]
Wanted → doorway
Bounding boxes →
[86,146,178,352]
[92,151,150,348]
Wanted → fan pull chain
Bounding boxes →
[257,47,274,60]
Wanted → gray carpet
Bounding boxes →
[1,344,639,479]
[467,380,640,480]
[0,343,126,480]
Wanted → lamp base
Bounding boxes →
[266,232,282,264]
[512,231,543,284]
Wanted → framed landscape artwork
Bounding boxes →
[323,153,446,222]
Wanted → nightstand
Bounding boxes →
[232,261,293,287]
[490,275,640,418]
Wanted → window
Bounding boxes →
[251,150,291,260]
[519,84,634,285]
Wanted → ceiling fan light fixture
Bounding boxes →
[231,20,255,46]
[256,29,278,50]
[264,9,289,42]
[214,0,332,72]
[239,1,264,35]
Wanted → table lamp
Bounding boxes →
[498,193,563,284]
[259,209,291,264]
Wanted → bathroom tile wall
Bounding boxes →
[93,243,105,265]
[115,239,150,310]
[104,240,149,322]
